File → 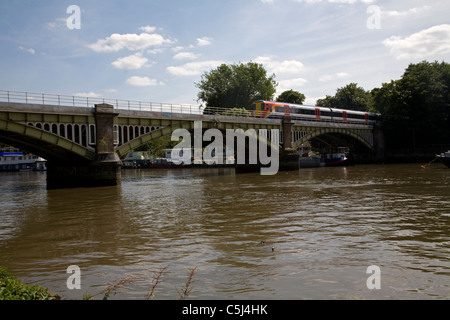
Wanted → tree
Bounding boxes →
[372,60,450,152]
[196,62,277,111]
[135,135,176,157]
[276,90,306,104]
[316,95,335,109]
[317,83,374,111]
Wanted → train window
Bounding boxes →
[283,105,290,114]
[252,104,256,110]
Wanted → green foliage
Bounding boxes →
[196,62,277,110]
[276,90,306,104]
[0,267,59,300]
[222,107,251,117]
[317,83,374,111]
[134,135,177,157]
[372,60,450,151]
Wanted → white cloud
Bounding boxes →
[147,48,165,55]
[139,25,157,33]
[327,0,376,3]
[383,24,450,60]
[304,96,321,105]
[196,37,213,47]
[87,30,172,53]
[172,46,184,52]
[126,76,162,87]
[319,72,350,82]
[46,17,67,29]
[277,78,308,95]
[284,0,376,3]
[167,60,224,76]
[112,53,149,70]
[73,92,102,98]
[173,52,201,60]
[382,6,431,17]
[293,0,323,3]
[254,56,304,75]
[18,46,35,55]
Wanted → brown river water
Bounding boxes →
[0,163,449,300]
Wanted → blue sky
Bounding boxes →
[1,0,450,106]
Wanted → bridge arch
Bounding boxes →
[116,121,194,157]
[292,128,374,151]
[0,119,94,162]
[115,120,281,158]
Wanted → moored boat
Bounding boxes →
[298,146,324,168]
[121,151,152,168]
[322,147,353,167]
[0,147,47,171]
[149,158,191,168]
[437,150,450,168]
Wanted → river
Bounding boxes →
[0,163,449,300]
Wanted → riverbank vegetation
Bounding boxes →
[0,267,59,300]
[0,265,197,300]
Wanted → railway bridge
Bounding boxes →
[0,90,384,188]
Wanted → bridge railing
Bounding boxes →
[0,90,254,118]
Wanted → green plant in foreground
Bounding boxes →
[0,267,59,300]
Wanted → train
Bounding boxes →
[252,100,380,125]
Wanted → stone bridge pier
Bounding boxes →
[46,104,121,189]
[279,116,300,171]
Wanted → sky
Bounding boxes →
[1,0,450,106]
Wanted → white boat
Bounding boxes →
[298,145,325,168]
[0,147,47,171]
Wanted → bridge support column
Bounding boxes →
[373,122,385,161]
[279,116,299,171]
[46,104,121,189]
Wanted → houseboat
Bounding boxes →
[0,148,47,171]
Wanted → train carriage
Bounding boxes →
[251,100,380,125]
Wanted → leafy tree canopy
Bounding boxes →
[371,60,450,149]
[317,83,374,111]
[276,90,306,104]
[196,62,277,110]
